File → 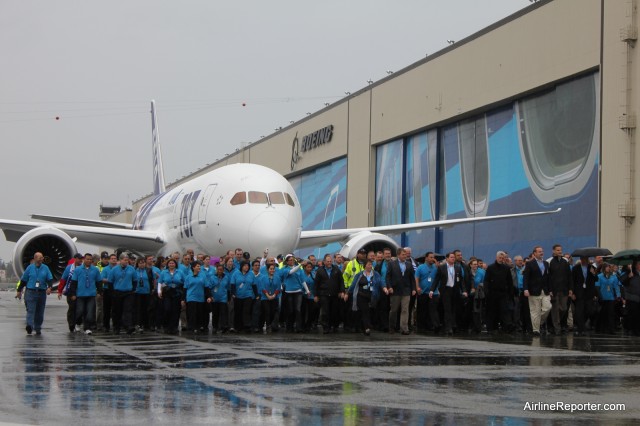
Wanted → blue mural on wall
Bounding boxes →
[375,72,599,260]
[290,157,347,259]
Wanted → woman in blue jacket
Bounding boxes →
[347,260,383,335]
[256,263,281,333]
[596,264,621,334]
[158,259,184,334]
[209,263,230,333]
[183,261,210,333]
[134,257,153,333]
[280,255,310,332]
[231,261,257,332]
[300,261,319,332]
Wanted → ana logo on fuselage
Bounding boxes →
[179,190,201,239]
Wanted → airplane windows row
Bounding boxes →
[230,191,296,206]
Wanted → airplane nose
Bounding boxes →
[248,211,298,255]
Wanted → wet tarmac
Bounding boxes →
[1,294,639,425]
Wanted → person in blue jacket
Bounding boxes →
[99,253,118,332]
[17,252,54,335]
[107,253,139,335]
[209,263,230,333]
[280,255,311,332]
[223,256,237,332]
[158,258,184,334]
[346,260,383,335]
[300,261,319,331]
[69,253,103,335]
[183,261,210,333]
[60,254,83,332]
[231,261,257,332]
[415,252,438,333]
[596,263,622,334]
[133,257,153,333]
[255,263,281,333]
[469,258,487,333]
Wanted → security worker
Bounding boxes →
[342,249,366,331]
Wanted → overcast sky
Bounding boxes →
[0,0,531,262]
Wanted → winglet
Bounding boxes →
[151,100,167,196]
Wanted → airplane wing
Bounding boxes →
[297,209,561,249]
[31,214,133,229]
[0,219,165,252]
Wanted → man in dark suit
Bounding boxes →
[483,251,515,333]
[569,256,597,335]
[314,254,345,333]
[523,246,551,336]
[430,252,466,335]
[386,247,415,334]
[548,244,573,334]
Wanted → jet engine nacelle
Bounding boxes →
[12,227,77,283]
[338,231,399,260]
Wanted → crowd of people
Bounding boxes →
[15,244,640,338]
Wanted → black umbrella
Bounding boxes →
[608,249,640,266]
[570,247,612,258]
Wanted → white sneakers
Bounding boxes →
[85,329,92,335]
[74,325,81,333]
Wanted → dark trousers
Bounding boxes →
[356,295,372,331]
[625,300,640,335]
[186,301,206,330]
[573,298,588,333]
[285,292,304,331]
[234,297,253,331]
[211,301,229,330]
[519,293,532,332]
[486,292,513,332]
[377,293,390,331]
[429,294,441,331]
[148,292,159,329]
[134,294,150,329]
[416,294,430,331]
[408,294,416,330]
[257,299,277,330]
[441,286,456,333]
[319,295,341,330]
[304,298,320,330]
[66,295,76,331]
[162,296,181,332]
[598,300,616,333]
[75,296,96,331]
[102,289,113,331]
[111,291,134,332]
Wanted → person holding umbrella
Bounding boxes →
[620,259,640,336]
[569,256,598,335]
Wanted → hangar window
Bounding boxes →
[230,192,246,205]
[285,193,296,206]
[268,192,285,204]
[248,191,268,204]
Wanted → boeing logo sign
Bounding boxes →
[290,124,334,171]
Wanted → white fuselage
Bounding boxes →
[132,163,302,257]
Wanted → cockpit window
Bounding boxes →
[285,193,295,206]
[248,191,268,204]
[268,192,285,204]
[230,192,246,205]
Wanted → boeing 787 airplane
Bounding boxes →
[0,101,559,281]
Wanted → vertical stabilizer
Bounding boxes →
[151,100,167,195]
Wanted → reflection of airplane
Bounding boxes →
[0,101,560,282]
